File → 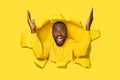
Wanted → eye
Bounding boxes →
[54,28,58,32]
[61,28,65,32]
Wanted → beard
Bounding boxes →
[54,35,66,46]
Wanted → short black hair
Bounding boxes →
[52,21,67,29]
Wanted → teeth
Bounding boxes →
[57,38,63,42]
[58,38,62,39]
[57,36,62,39]
[56,36,64,43]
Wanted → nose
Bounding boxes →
[58,31,61,35]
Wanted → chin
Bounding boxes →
[56,40,64,46]
[56,43,63,46]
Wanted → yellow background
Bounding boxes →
[0,0,120,80]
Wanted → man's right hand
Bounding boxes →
[27,10,36,33]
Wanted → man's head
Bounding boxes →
[52,21,67,46]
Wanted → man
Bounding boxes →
[24,8,96,68]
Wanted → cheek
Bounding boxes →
[53,32,58,38]
[61,32,67,37]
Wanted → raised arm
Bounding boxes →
[73,8,93,57]
[26,10,48,59]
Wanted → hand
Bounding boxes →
[27,10,36,33]
[86,8,93,31]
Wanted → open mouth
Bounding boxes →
[56,36,64,43]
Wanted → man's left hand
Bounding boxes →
[86,8,93,31]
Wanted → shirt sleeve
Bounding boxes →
[90,30,101,41]
[73,31,91,58]
[21,32,49,59]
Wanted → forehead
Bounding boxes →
[53,22,67,30]
[54,24,65,28]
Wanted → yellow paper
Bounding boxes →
[0,0,120,80]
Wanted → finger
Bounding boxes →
[27,10,32,27]
[27,10,31,21]
[86,8,94,30]
[32,19,36,27]
[91,8,93,15]
[90,8,93,20]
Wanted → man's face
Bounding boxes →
[52,22,67,46]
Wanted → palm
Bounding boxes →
[27,10,36,33]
